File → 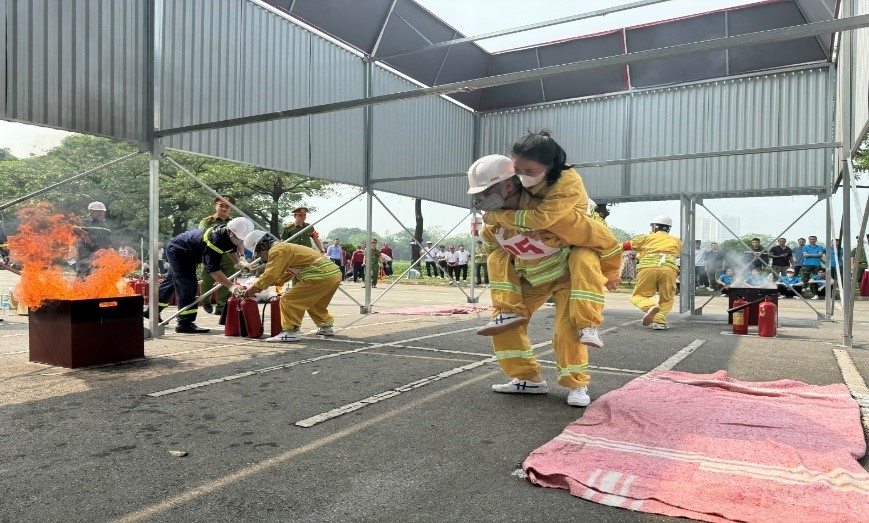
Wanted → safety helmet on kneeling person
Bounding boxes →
[244,230,278,262]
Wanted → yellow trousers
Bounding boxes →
[279,271,341,330]
[492,273,590,389]
[488,247,605,329]
[629,266,677,324]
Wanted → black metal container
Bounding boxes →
[728,288,778,326]
[29,296,145,368]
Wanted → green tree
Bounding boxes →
[718,234,777,253]
[163,153,334,237]
[855,136,868,174]
[0,135,336,244]
[610,227,633,242]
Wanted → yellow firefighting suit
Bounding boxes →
[623,231,682,325]
[252,243,342,331]
[484,224,590,388]
[483,168,620,329]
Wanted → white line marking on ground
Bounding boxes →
[651,339,706,372]
[146,327,481,397]
[294,357,496,427]
[293,339,553,428]
[832,349,869,435]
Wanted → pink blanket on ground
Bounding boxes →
[524,370,869,523]
[377,304,492,316]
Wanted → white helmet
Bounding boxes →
[226,217,254,239]
[243,230,266,253]
[650,215,672,227]
[87,201,106,211]
[467,155,515,195]
[243,229,279,254]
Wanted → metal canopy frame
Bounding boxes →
[3,0,868,346]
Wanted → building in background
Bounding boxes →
[699,215,740,244]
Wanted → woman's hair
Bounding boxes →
[511,130,571,186]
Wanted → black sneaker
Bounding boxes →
[202,301,213,314]
[175,323,209,334]
[142,308,163,322]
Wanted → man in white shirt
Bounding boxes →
[445,245,460,282]
[694,240,708,288]
[455,244,471,282]
[423,241,438,278]
[435,244,448,279]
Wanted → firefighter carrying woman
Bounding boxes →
[468,131,621,407]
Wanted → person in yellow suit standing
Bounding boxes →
[622,216,682,330]
[240,230,342,342]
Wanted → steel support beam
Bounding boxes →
[154,15,869,138]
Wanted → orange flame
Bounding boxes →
[8,203,138,309]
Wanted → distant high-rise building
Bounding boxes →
[698,215,740,244]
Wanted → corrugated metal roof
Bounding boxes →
[264,0,837,111]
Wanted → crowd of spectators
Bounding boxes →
[694,235,867,300]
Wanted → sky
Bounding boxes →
[1,0,864,245]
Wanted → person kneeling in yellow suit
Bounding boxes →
[240,230,343,342]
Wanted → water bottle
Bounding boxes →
[0,294,9,312]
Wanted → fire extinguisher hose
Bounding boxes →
[261,292,283,326]
[726,297,765,314]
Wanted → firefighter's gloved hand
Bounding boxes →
[229,285,246,297]
[234,260,252,271]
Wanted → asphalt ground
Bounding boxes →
[2,274,869,523]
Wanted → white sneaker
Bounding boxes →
[651,323,669,330]
[477,313,528,336]
[580,327,603,348]
[265,330,300,342]
[492,378,549,394]
[315,326,335,336]
[567,386,591,407]
[642,305,660,326]
[811,295,819,300]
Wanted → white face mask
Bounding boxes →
[229,233,244,246]
[517,173,546,188]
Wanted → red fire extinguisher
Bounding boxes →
[732,296,748,335]
[758,298,777,338]
[268,297,282,336]
[224,295,241,336]
[239,297,264,339]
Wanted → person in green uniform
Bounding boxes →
[366,238,382,288]
[199,196,238,315]
[474,239,489,285]
[280,207,326,254]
